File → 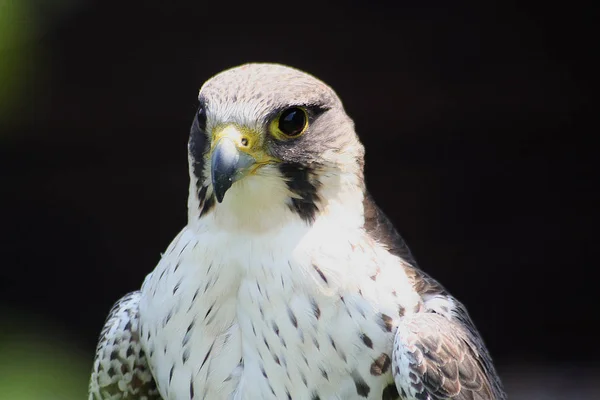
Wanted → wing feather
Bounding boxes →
[89,291,162,400]
[392,304,505,400]
[363,192,417,266]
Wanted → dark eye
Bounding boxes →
[196,105,207,131]
[277,107,308,137]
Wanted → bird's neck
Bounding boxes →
[186,167,366,236]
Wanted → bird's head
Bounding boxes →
[188,63,366,232]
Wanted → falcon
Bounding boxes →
[89,63,506,400]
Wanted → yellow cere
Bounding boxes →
[211,124,280,173]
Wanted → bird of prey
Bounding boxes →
[89,63,506,400]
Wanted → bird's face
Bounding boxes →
[188,63,365,228]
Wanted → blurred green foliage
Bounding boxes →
[0,313,89,399]
[0,0,35,128]
[0,0,84,133]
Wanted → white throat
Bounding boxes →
[187,163,366,236]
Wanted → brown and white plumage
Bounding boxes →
[89,63,506,400]
[89,292,160,400]
[393,268,504,400]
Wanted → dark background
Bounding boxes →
[0,1,594,398]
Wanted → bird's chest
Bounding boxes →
[139,227,417,400]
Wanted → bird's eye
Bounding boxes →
[196,106,207,131]
[273,107,308,139]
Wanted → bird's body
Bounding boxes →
[140,196,419,400]
[89,64,506,400]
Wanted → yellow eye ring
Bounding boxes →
[270,107,309,140]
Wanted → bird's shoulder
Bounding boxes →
[89,291,162,400]
[363,194,506,398]
[392,302,506,400]
[363,192,418,267]
[393,260,506,399]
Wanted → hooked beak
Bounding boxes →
[210,124,278,203]
[211,136,256,203]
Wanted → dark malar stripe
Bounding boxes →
[189,115,208,187]
[194,185,216,217]
[189,107,215,219]
[197,185,208,204]
[200,193,215,217]
[279,163,321,223]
